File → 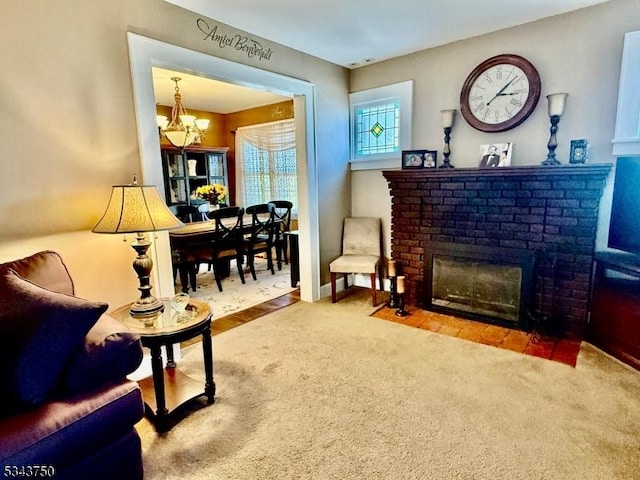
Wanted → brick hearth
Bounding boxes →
[383,164,612,337]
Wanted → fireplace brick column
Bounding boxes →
[383,164,612,337]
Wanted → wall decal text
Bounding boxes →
[196,19,273,62]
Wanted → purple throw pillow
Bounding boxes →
[0,269,107,407]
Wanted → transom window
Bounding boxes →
[355,101,400,156]
[349,80,413,169]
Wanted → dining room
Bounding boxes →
[152,65,301,317]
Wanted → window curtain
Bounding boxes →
[235,119,297,209]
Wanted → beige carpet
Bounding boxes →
[137,290,640,480]
[176,259,296,320]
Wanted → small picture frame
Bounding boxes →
[479,143,512,168]
[423,150,437,169]
[569,139,589,164]
[402,150,428,169]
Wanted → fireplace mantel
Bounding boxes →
[383,162,613,337]
[383,163,613,180]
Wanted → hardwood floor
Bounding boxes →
[181,290,301,348]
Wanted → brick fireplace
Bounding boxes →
[383,164,612,337]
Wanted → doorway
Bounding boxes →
[127,33,320,303]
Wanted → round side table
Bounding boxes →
[112,298,215,432]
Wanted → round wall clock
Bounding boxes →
[460,54,541,133]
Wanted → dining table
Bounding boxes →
[170,214,283,293]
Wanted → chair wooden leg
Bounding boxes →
[267,246,275,275]
[248,254,257,281]
[283,239,289,264]
[235,255,246,284]
[275,240,283,270]
[370,273,377,306]
[331,272,337,303]
[212,264,223,292]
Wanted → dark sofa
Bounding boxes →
[0,251,145,479]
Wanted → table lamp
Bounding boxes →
[93,177,184,318]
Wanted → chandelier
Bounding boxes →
[156,77,210,149]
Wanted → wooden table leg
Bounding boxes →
[178,264,190,294]
[149,344,168,425]
[165,343,176,368]
[286,231,300,288]
[201,326,216,404]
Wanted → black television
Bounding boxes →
[608,157,640,255]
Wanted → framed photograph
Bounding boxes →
[569,139,589,164]
[402,150,427,169]
[479,143,513,168]
[423,150,437,169]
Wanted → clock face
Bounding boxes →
[460,54,541,133]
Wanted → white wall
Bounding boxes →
[350,0,640,258]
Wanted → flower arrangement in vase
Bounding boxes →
[194,184,228,206]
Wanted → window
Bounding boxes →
[356,101,400,156]
[349,80,413,170]
[236,119,297,208]
[612,30,640,156]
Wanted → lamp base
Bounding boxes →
[438,160,455,169]
[439,127,455,168]
[129,298,165,318]
[541,158,561,166]
[128,232,164,321]
[542,115,561,166]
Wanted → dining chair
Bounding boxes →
[175,205,198,223]
[269,200,293,267]
[188,206,246,292]
[329,217,383,306]
[244,203,277,280]
[196,202,230,221]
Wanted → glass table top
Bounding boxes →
[111,298,210,335]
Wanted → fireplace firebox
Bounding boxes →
[424,241,536,331]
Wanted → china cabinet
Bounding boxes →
[161,146,229,207]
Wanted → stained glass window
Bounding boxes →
[356,102,400,156]
[349,81,413,165]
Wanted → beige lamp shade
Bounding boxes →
[547,93,568,117]
[93,184,184,234]
[93,183,183,319]
[441,109,456,128]
[163,130,201,149]
[156,115,169,130]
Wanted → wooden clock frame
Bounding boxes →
[460,54,542,133]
